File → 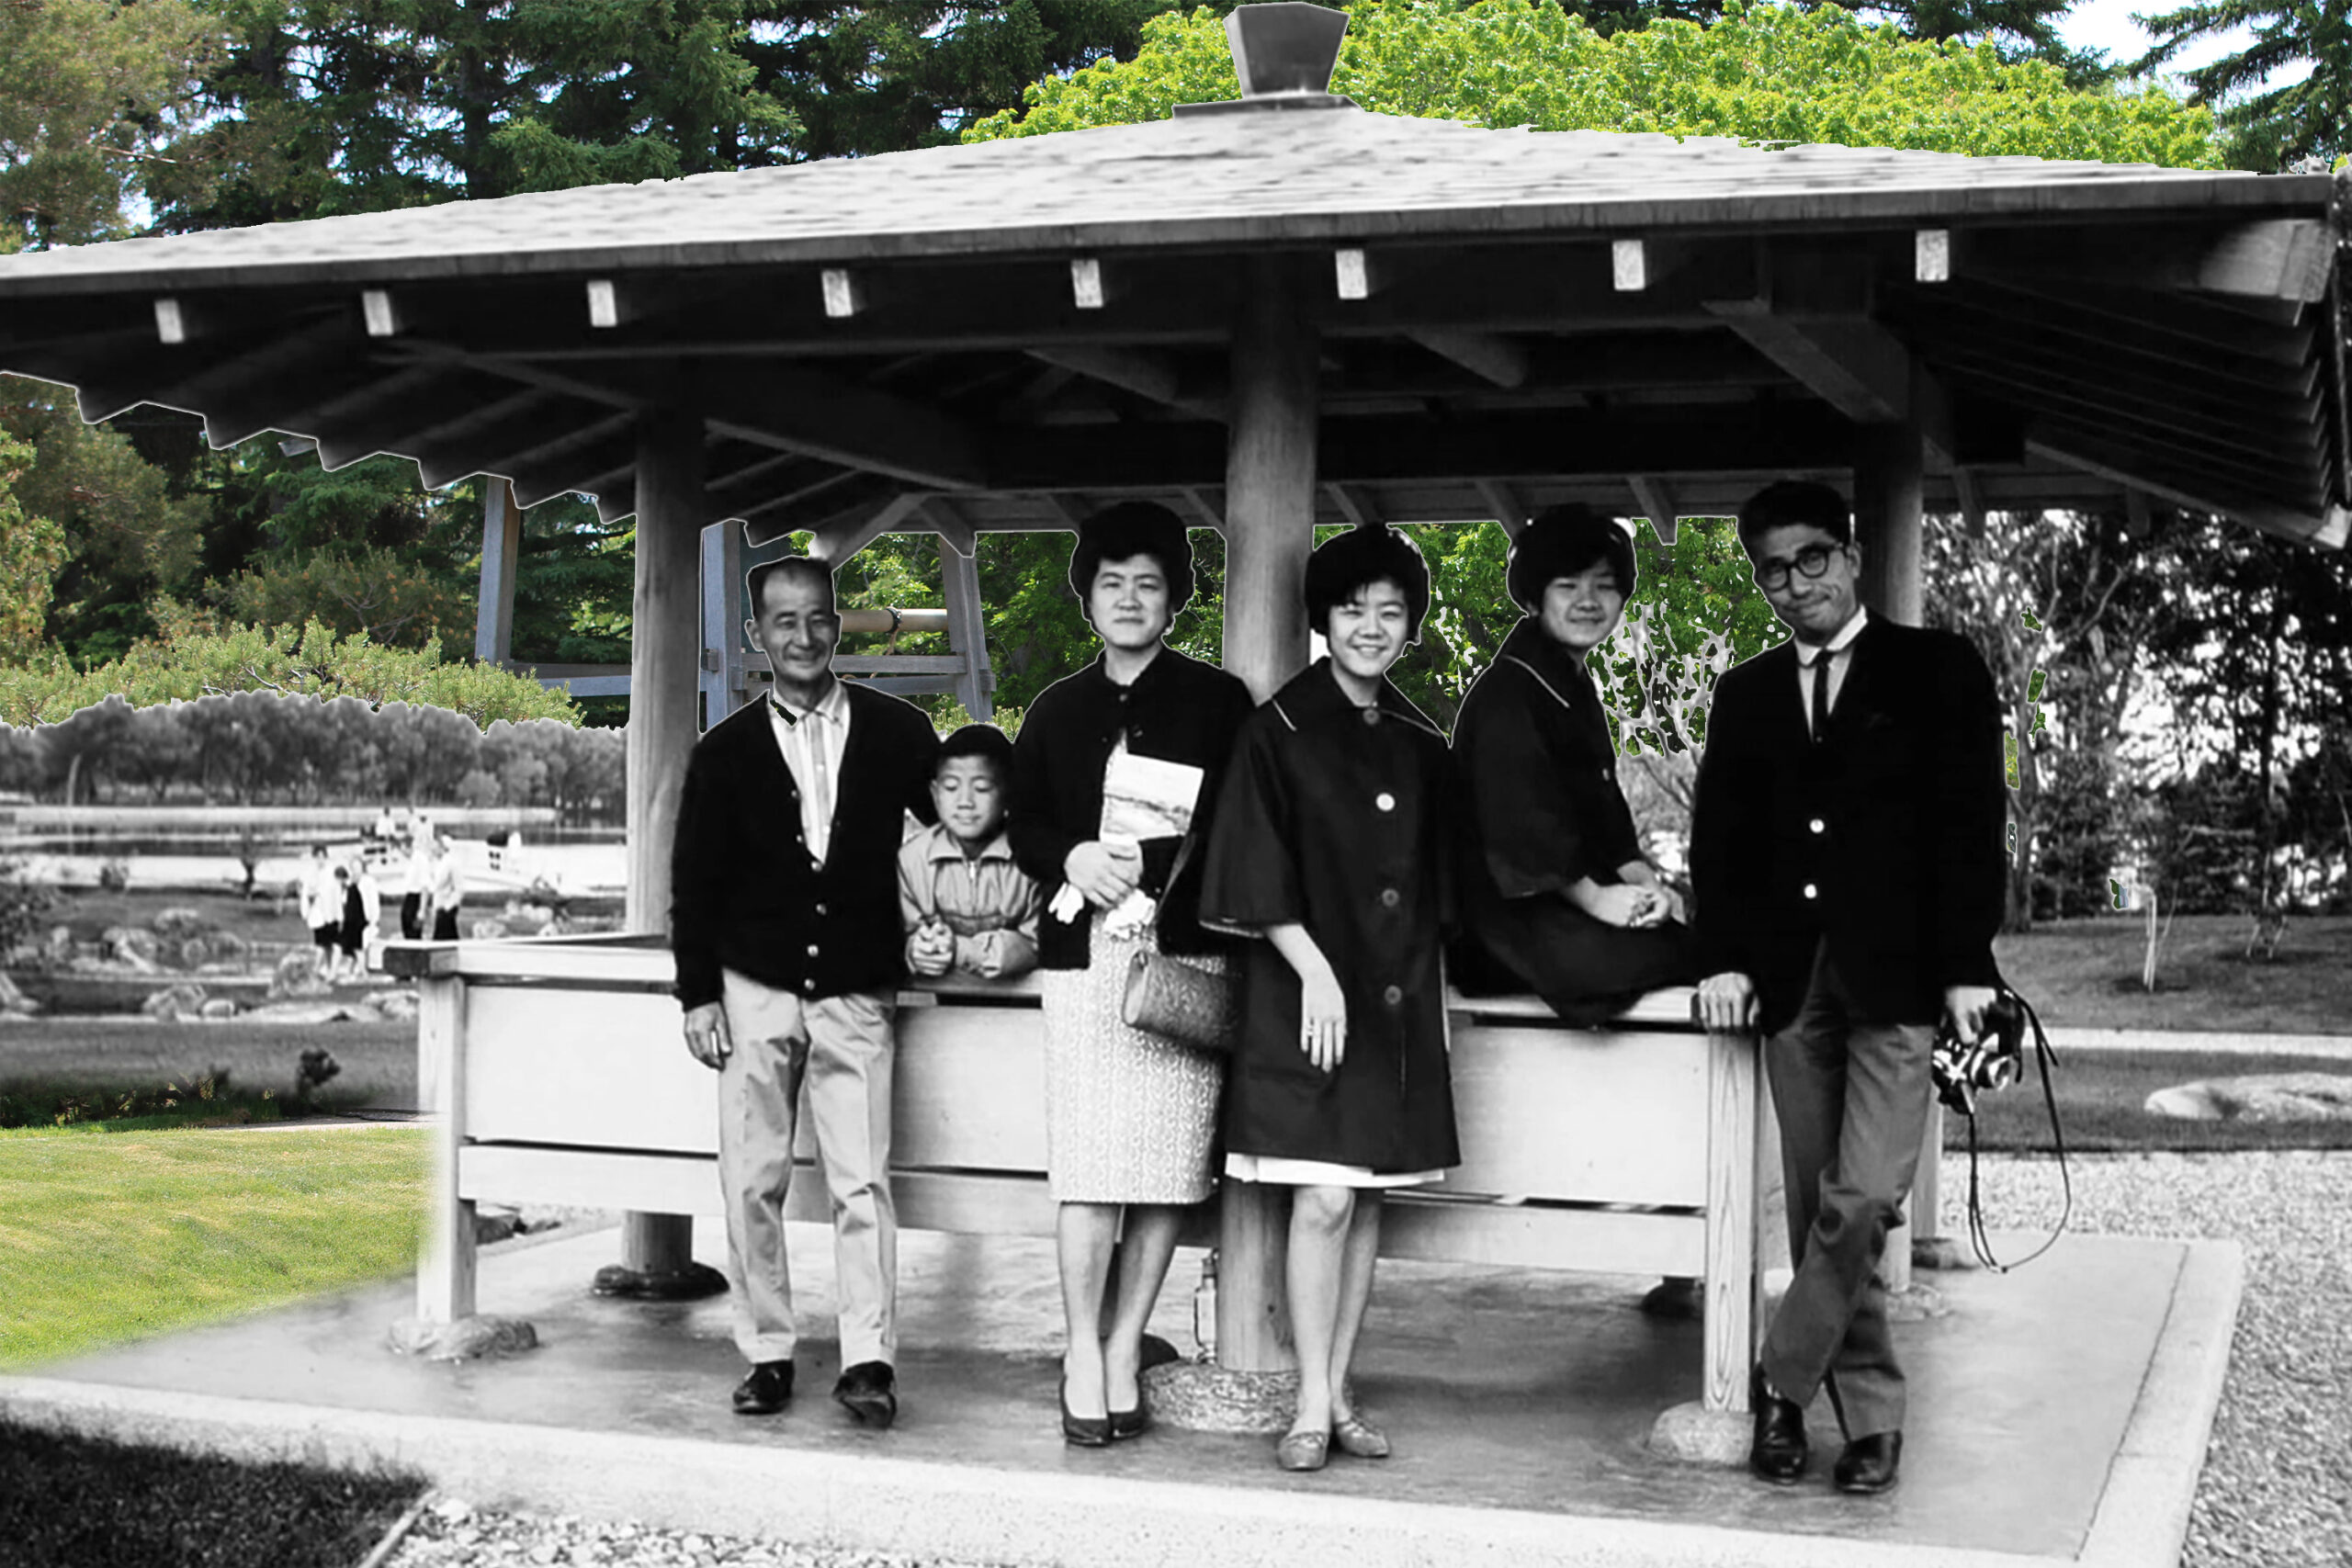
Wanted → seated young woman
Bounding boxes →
[1450,504,1701,1024]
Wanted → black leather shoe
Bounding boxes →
[1748,1366,1810,1484]
[832,1360,898,1428]
[1108,1403,1152,1441]
[1834,1430,1902,1495]
[1060,1377,1111,1448]
[731,1359,794,1416]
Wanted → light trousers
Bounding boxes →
[716,968,899,1368]
[1759,942,1935,1440]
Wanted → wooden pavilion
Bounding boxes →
[2,4,2344,1411]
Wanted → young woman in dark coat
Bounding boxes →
[1200,525,1460,1473]
[1451,504,1700,1023]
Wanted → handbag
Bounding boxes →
[1120,949,1238,1054]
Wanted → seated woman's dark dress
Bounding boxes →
[1451,619,1700,1025]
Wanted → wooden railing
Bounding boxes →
[390,934,1764,1416]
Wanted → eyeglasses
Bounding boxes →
[1752,543,1844,592]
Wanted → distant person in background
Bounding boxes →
[421,833,464,941]
[400,818,432,940]
[300,844,341,980]
[899,725,1042,982]
[334,862,379,981]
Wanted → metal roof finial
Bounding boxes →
[1174,3,1355,118]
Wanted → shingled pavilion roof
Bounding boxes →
[1,107,2344,547]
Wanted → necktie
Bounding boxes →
[1809,648,1833,742]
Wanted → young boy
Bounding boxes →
[898,724,1042,981]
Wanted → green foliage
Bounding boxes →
[2132,0,2352,169]
[0,0,216,251]
[0,619,579,728]
[969,0,2222,166]
[0,428,67,660]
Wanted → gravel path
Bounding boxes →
[386,1152,2350,1568]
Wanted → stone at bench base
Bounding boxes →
[1912,1235,1978,1272]
[1638,1276,1702,1321]
[1145,1363,1350,1434]
[590,1261,729,1301]
[1646,1402,1747,1466]
[1885,1281,1951,1323]
[389,1314,539,1360]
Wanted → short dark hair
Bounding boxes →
[935,723,1013,787]
[1507,505,1637,612]
[1068,502,1196,615]
[1304,525,1431,643]
[1738,481,1852,554]
[745,556,837,619]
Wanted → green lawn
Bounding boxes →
[0,1125,429,1371]
[1993,914,2352,1035]
[0,1017,418,1113]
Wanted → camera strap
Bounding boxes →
[1958,987,2071,1273]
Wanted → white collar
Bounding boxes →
[1796,607,1869,665]
[772,677,850,725]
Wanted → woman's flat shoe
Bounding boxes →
[1331,1414,1391,1459]
[1109,1403,1152,1441]
[1274,1428,1329,1472]
[1059,1378,1111,1448]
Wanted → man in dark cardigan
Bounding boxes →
[671,557,938,1426]
[1691,481,2006,1497]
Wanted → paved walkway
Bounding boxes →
[2,1215,2239,1568]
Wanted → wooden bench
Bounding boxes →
[394,935,1765,1416]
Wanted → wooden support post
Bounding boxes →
[940,529,994,720]
[416,974,473,1324]
[699,520,746,729]
[1702,1025,1760,1414]
[1853,408,1934,1290]
[474,479,522,668]
[620,408,711,1284]
[1216,254,1318,1373]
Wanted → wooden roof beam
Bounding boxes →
[1025,345,1224,418]
[414,401,631,491]
[1628,476,1678,544]
[811,491,930,563]
[1956,218,2335,307]
[2030,432,2336,545]
[1704,301,1911,424]
[326,383,548,475]
[740,470,899,546]
[1407,329,1529,389]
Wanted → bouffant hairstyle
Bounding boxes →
[935,723,1014,787]
[1737,480,1852,554]
[1304,525,1431,643]
[1506,505,1638,612]
[1067,501,1197,615]
[744,556,837,618]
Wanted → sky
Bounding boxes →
[2054,0,2314,92]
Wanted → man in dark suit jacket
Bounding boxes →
[1691,480,2007,1495]
[671,556,938,1426]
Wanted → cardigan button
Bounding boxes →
[1375,792,1396,812]
[1803,884,1818,900]
[815,903,828,916]
[1382,984,1403,1006]
[1362,708,1381,727]
[1380,887,1400,908]
[807,944,820,957]
[1810,818,1826,834]
[802,977,817,992]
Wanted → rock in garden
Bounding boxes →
[175,936,213,969]
[101,925,162,971]
[207,931,248,960]
[0,972,39,1016]
[150,907,212,941]
[270,950,333,998]
[198,998,239,1020]
[242,1000,362,1024]
[467,917,507,940]
[367,988,420,1021]
[2145,1073,2352,1122]
[141,983,209,1021]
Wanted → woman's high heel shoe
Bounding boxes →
[1331,1414,1391,1459]
[1109,1403,1152,1440]
[1060,1377,1111,1448]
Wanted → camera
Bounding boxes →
[1931,990,2026,1116]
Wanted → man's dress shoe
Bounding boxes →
[1834,1430,1903,1495]
[1748,1367,1810,1483]
[833,1360,899,1428]
[731,1359,794,1416]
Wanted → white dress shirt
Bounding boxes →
[1796,607,1869,739]
[767,677,854,865]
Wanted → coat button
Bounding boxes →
[1380,887,1400,908]
[802,977,817,992]
[807,943,820,957]
[1809,818,1826,834]
[814,903,827,916]
[1803,884,1818,900]
[1383,984,1403,1005]
[1362,708,1381,726]
[1375,792,1396,812]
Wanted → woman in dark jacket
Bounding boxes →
[1009,502,1255,1447]
[1200,525,1458,1473]
[1452,504,1700,1023]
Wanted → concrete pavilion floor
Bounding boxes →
[2,1217,2238,1568]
